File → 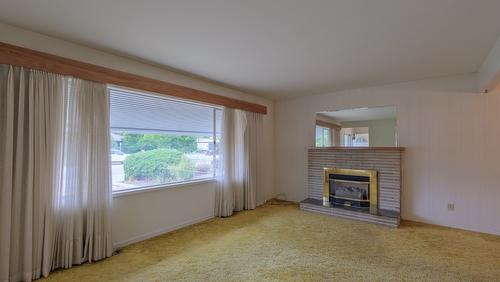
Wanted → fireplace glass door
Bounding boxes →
[329,174,370,208]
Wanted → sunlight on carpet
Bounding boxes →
[42,202,500,281]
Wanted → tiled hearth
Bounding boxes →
[300,147,403,227]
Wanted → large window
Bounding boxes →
[109,88,221,193]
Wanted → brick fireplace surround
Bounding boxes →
[300,147,404,227]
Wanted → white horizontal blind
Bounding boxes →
[109,88,218,136]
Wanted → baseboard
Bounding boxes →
[113,214,214,249]
[401,215,500,236]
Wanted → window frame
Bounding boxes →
[112,178,217,198]
[108,86,222,196]
[315,125,331,147]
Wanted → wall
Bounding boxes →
[275,73,500,236]
[479,36,500,91]
[0,22,275,246]
[112,181,217,247]
[341,118,397,147]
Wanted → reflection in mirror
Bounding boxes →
[315,106,397,147]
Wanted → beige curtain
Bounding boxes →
[215,108,240,217]
[0,65,64,281]
[0,65,112,281]
[52,77,113,269]
[215,108,264,217]
[243,111,265,208]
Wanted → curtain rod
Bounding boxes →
[0,41,267,114]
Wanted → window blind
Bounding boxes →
[109,88,219,136]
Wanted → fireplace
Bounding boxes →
[323,168,378,212]
[301,147,402,227]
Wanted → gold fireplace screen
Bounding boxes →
[323,168,378,210]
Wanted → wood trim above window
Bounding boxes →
[0,41,267,114]
[316,120,341,130]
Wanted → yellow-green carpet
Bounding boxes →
[43,202,500,281]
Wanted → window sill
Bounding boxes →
[112,178,217,198]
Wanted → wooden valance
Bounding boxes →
[316,119,341,130]
[0,41,267,114]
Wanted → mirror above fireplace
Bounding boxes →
[315,106,397,147]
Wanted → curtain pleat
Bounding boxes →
[233,110,246,212]
[243,111,264,209]
[214,108,264,217]
[52,78,113,269]
[0,65,112,282]
[0,66,63,281]
[215,108,236,217]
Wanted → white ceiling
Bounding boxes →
[318,106,397,122]
[0,0,500,100]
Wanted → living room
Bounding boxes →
[1,1,500,281]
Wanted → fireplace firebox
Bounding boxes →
[323,168,378,212]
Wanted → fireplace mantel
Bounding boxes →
[301,147,403,227]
